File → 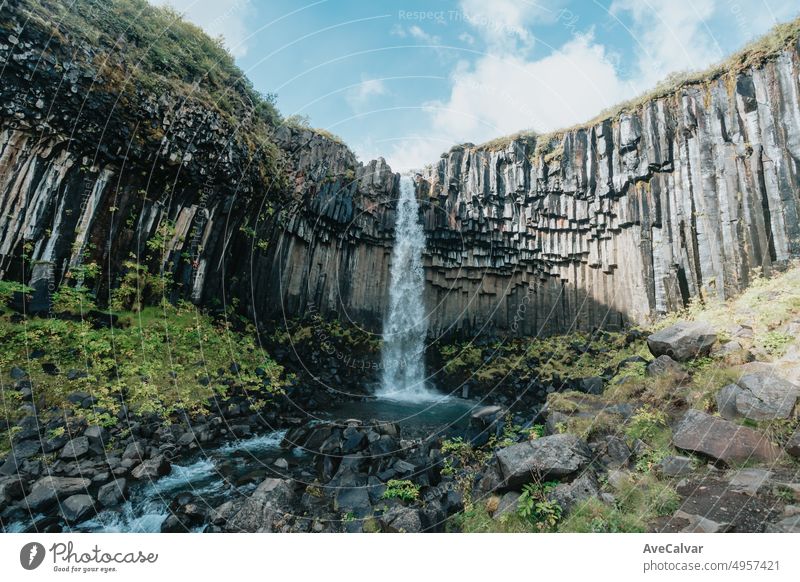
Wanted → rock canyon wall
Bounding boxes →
[1,5,800,339]
[417,41,800,337]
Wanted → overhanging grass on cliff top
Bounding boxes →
[469,15,800,154]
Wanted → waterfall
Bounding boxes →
[378,175,433,401]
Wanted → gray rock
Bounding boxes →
[333,487,371,517]
[130,455,171,480]
[787,431,800,459]
[492,491,521,520]
[716,384,744,420]
[606,469,631,490]
[0,475,25,502]
[549,472,601,514]
[729,468,771,496]
[97,478,128,507]
[0,455,22,477]
[766,515,800,533]
[122,440,148,461]
[471,405,503,427]
[61,494,96,524]
[220,478,295,532]
[732,373,799,420]
[646,355,689,381]
[580,377,604,395]
[273,458,289,470]
[657,455,695,477]
[59,436,89,460]
[25,476,91,511]
[672,409,780,464]
[674,510,732,533]
[495,433,592,489]
[593,435,631,468]
[10,439,40,459]
[84,425,108,453]
[647,322,717,362]
[381,506,422,533]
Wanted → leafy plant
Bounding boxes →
[381,479,420,502]
[625,406,669,443]
[516,481,562,531]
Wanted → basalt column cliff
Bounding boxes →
[416,43,800,337]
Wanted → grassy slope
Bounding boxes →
[448,262,800,532]
[0,282,290,458]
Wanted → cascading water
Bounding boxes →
[378,174,436,402]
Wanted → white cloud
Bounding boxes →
[610,0,721,90]
[408,25,441,44]
[457,0,563,53]
[391,24,441,44]
[384,33,631,170]
[458,32,475,45]
[346,77,389,111]
[149,0,252,58]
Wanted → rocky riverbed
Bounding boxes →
[3,311,799,534]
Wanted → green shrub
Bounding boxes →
[516,481,562,531]
[381,479,420,502]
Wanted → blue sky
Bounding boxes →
[151,0,798,170]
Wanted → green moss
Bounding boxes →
[555,410,623,440]
[0,301,290,424]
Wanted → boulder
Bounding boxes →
[646,355,689,382]
[122,440,148,461]
[495,433,592,489]
[333,487,372,517]
[647,322,717,361]
[130,455,171,480]
[97,478,128,507]
[549,472,601,514]
[59,436,89,460]
[729,468,771,496]
[11,439,40,459]
[381,506,423,533]
[492,491,521,520]
[656,455,695,477]
[220,478,295,532]
[0,475,25,502]
[672,409,780,464]
[0,454,21,476]
[673,510,732,533]
[470,406,503,428]
[715,384,744,420]
[61,494,96,524]
[579,377,604,395]
[84,425,108,454]
[592,435,631,468]
[730,373,799,420]
[766,515,800,533]
[25,476,91,511]
[787,431,800,459]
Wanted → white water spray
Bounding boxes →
[378,175,437,402]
